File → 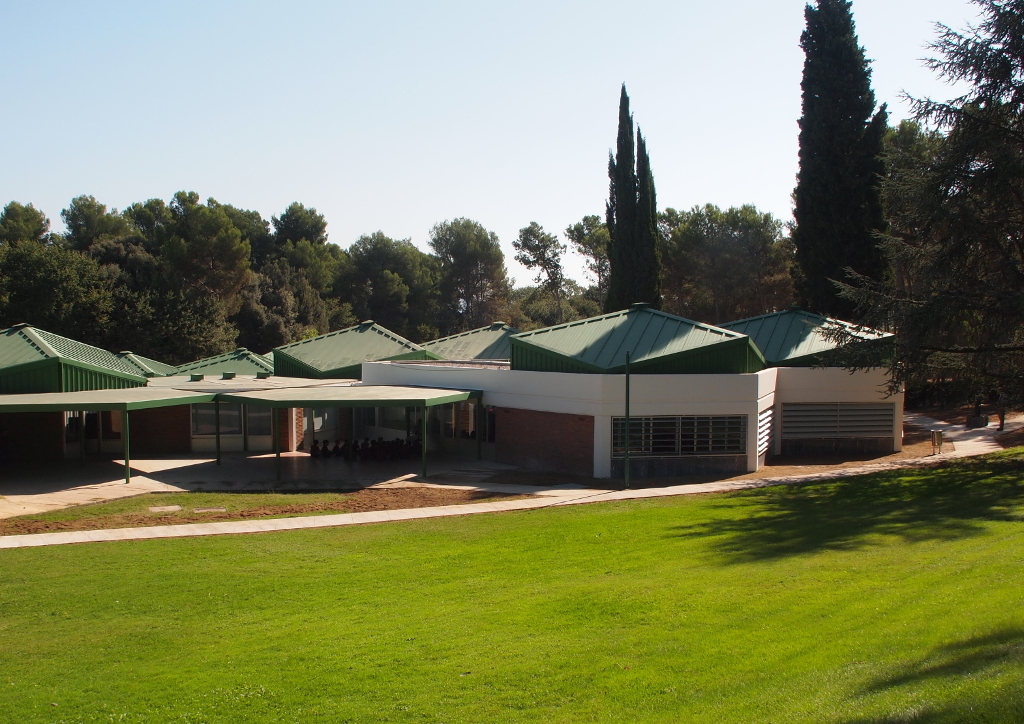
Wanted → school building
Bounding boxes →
[0,306,901,480]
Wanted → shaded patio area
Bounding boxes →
[0,451,517,519]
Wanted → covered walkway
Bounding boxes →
[0,383,480,485]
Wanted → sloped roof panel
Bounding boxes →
[0,325,147,391]
[421,323,518,360]
[117,352,179,377]
[510,304,762,373]
[720,309,892,366]
[175,348,275,375]
[273,322,434,377]
[0,326,51,369]
[31,327,142,376]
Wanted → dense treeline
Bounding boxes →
[0,191,797,363]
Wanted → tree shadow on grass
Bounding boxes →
[839,627,1024,723]
[669,452,1024,563]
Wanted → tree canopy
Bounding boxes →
[834,0,1024,407]
[604,85,662,312]
[792,0,888,318]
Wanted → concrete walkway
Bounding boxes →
[1,412,1020,550]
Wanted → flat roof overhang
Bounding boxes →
[0,387,217,413]
[217,384,481,409]
[147,375,358,393]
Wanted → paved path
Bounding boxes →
[1,412,1020,550]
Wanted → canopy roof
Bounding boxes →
[218,384,477,409]
[273,321,441,379]
[719,309,893,367]
[422,322,518,360]
[148,375,354,393]
[0,387,216,413]
[175,348,274,376]
[0,324,147,393]
[510,304,765,374]
[116,351,179,377]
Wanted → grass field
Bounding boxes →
[2,452,1024,723]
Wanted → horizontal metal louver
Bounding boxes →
[757,408,773,456]
[782,403,894,439]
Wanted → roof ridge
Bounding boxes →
[17,326,60,359]
[275,322,423,352]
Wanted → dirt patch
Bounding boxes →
[996,428,1024,449]
[0,488,522,536]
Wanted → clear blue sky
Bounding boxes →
[0,0,978,285]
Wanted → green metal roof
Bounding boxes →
[0,324,147,392]
[719,309,893,366]
[175,348,275,376]
[422,322,519,360]
[273,321,441,379]
[509,304,766,374]
[116,351,179,377]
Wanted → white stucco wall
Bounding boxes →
[361,362,901,476]
[772,367,904,453]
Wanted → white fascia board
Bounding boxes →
[362,362,768,417]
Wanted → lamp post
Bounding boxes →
[624,350,631,490]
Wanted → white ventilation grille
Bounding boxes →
[757,407,773,456]
[782,403,894,439]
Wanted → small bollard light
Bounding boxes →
[931,429,944,455]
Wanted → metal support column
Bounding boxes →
[624,350,631,490]
[215,400,221,466]
[421,405,427,479]
[476,401,482,460]
[123,409,132,485]
[274,407,281,481]
[79,410,85,466]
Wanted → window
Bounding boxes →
[247,407,272,436]
[359,407,376,426]
[191,403,242,436]
[612,415,746,458]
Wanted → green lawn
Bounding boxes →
[2,452,1024,723]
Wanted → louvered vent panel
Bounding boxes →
[782,403,893,439]
[757,407,773,456]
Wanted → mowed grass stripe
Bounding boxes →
[2,452,1024,723]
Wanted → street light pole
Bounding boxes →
[624,350,631,490]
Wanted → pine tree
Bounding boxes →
[792,0,888,319]
[604,85,662,312]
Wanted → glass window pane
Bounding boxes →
[220,404,242,435]
[192,404,217,436]
[247,407,272,436]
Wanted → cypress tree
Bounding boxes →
[635,132,662,309]
[792,0,888,319]
[605,85,662,312]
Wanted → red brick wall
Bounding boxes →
[494,407,594,476]
[0,412,65,462]
[129,406,191,455]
